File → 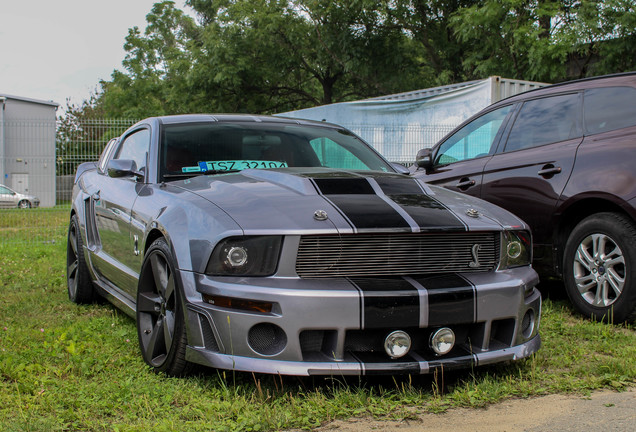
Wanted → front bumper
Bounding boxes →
[179,266,541,376]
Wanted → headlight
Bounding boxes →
[206,236,283,276]
[500,230,531,269]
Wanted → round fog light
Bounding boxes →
[521,309,535,339]
[384,330,411,359]
[430,327,455,355]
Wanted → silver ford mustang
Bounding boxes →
[67,114,541,376]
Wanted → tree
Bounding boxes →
[88,0,636,119]
[385,0,480,84]
[450,0,636,82]
[93,0,424,116]
[56,96,135,176]
[97,1,201,118]
[187,0,425,113]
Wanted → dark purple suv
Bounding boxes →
[413,73,636,323]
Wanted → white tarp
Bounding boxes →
[279,77,546,164]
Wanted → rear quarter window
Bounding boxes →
[504,93,582,152]
[584,86,636,134]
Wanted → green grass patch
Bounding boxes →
[0,239,634,431]
[0,206,70,244]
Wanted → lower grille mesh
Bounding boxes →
[296,232,499,278]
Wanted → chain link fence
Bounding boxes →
[1,118,138,245]
[1,118,453,246]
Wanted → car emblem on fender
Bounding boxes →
[314,210,328,221]
[469,244,482,268]
[466,208,480,218]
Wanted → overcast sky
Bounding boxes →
[0,0,191,111]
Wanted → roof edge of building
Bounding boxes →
[0,93,59,108]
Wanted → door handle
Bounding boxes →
[537,165,562,177]
[456,178,476,190]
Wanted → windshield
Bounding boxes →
[160,122,393,180]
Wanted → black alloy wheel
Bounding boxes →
[67,214,95,303]
[136,238,191,375]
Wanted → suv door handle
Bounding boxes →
[456,178,476,190]
[537,165,562,177]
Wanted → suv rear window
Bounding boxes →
[504,93,581,152]
[584,86,636,134]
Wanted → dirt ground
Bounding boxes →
[305,387,635,432]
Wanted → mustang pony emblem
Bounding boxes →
[469,244,482,268]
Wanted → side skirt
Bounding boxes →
[92,278,137,319]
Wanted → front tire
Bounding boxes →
[67,214,95,303]
[563,212,636,323]
[136,238,192,376]
[18,200,31,209]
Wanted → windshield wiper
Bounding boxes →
[162,169,241,180]
[163,172,206,179]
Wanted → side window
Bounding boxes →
[115,129,150,173]
[98,138,118,173]
[435,105,512,165]
[584,86,636,134]
[504,93,581,152]
[0,186,14,195]
[309,137,370,170]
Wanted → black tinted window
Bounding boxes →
[504,94,582,152]
[116,129,150,172]
[584,86,636,134]
[160,123,393,178]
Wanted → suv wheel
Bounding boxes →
[563,212,636,323]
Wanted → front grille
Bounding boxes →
[296,232,499,278]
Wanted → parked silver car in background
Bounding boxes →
[0,184,40,209]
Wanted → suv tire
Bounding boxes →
[563,212,636,323]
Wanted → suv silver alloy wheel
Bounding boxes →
[564,212,636,323]
[573,233,625,306]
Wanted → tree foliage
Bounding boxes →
[451,0,636,82]
[84,0,636,118]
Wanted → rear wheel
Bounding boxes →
[563,212,636,323]
[136,238,192,375]
[67,214,95,303]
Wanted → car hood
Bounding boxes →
[169,168,526,234]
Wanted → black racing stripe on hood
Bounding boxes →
[374,177,425,195]
[389,194,467,231]
[313,177,375,195]
[375,178,467,231]
[350,278,420,329]
[310,175,467,232]
[326,195,411,230]
[414,274,475,326]
[311,177,412,230]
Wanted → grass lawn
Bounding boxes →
[0,216,634,431]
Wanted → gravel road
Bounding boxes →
[306,388,635,432]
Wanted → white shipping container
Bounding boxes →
[279,76,547,164]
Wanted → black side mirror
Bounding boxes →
[415,148,433,169]
[107,159,143,180]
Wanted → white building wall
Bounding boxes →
[1,95,58,207]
